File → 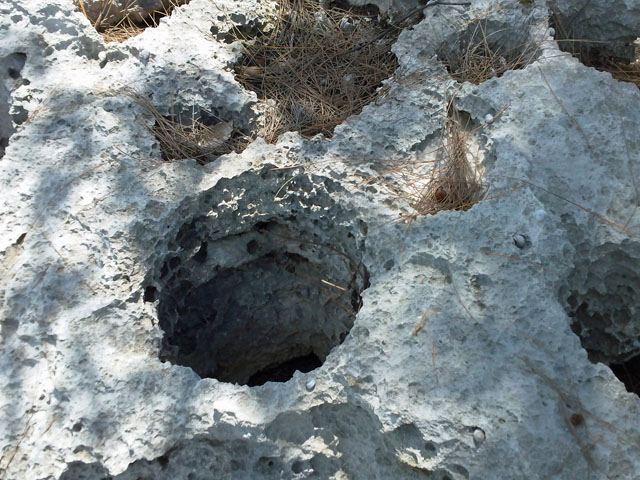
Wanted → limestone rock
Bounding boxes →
[0,0,639,479]
[551,0,640,60]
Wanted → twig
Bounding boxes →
[411,309,434,335]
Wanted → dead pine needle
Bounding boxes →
[411,104,487,216]
[233,0,402,142]
[321,279,348,291]
[440,18,541,85]
[412,309,434,336]
[74,0,189,42]
[123,89,238,164]
[519,178,633,234]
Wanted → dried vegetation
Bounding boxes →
[125,89,244,164]
[75,0,189,42]
[233,0,401,142]
[439,19,541,84]
[549,3,640,90]
[411,106,487,215]
[377,102,487,217]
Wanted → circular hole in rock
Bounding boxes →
[152,174,369,386]
[561,241,640,395]
[437,17,541,84]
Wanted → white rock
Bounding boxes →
[513,233,526,249]
[0,1,639,479]
[305,375,317,392]
[473,428,486,445]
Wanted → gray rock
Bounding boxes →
[551,0,640,60]
[0,0,639,479]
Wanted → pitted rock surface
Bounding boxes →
[0,1,639,479]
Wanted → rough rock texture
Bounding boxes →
[551,0,640,60]
[0,0,639,479]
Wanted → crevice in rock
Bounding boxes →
[74,0,192,43]
[610,355,640,395]
[561,241,640,396]
[549,4,640,89]
[210,13,270,45]
[436,17,541,84]
[232,0,413,142]
[126,90,252,164]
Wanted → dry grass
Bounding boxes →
[408,104,487,215]
[439,20,540,84]
[75,0,189,42]
[603,58,640,89]
[351,99,491,219]
[549,2,640,90]
[125,89,245,164]
[233,0,401,142]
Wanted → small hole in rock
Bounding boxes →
[550,7,640,89]
[144,286,157,303]
[437,18,540,84]
[193,242,208,263]
[124,91,249,164]
[157,454,169,469]
[169,256,181,270]
[292,460,304,473]
[561,243,640,396]
[246,239,259,254]
[610,355,640,395]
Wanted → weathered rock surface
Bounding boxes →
[0,0,639,479]
[551,0,640,60]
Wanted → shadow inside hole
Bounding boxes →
[247,352,322,387]
[549,6,640,88]
[156,223,368,386]
[563,243,640,397]
[610,355,640,396]
[76,0,193,42]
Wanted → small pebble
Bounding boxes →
[534,209,546,222]
[305,375,316,392]
[473,428,486,444]
[513,234,526,249]
[549,27,555,37]
[484,113,493,124]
